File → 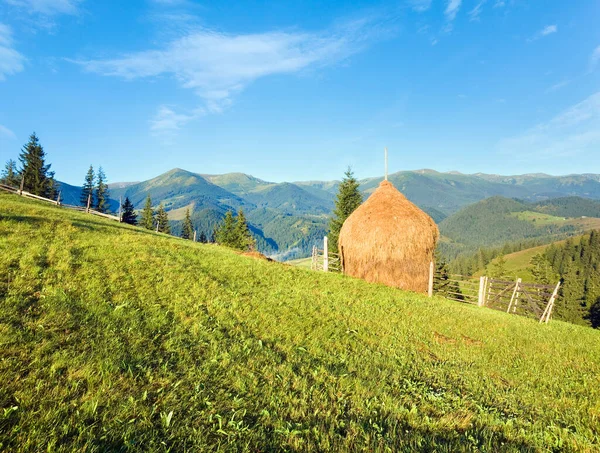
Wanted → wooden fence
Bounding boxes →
[311,236,341,272]
[0,182,121,222]
[431,268,560,323]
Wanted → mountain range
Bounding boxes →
[55,169,600,259]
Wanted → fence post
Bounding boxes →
[193,230,197,242]
[478,276,486,306]
[507,278,521,313]
[156,221,159,233]
[19,175,24,195]
[540,281,561,324]
[56,191,61,206]
[86,193,91,213]
[428,261,434,297]
[118,196,122,222]
[323,236,329,272]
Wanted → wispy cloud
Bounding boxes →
[468,1,486,22]
[494,1,505,8]
[0,24,25,81]
[443,0,462,32]
[0,124,17,139]
[498,91,600,159]
[546,79,571,93]
[529,24,557,42]
[445,0,462,22]
[590,45,600,72]
[408,0,432,12]
[150,105,204,136]
[74,19,391,120]
[3,0,83,15]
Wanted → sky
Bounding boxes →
[0,0,599,185]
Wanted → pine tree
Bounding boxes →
[199,232,207,243]
[121,197,137,225]
[80,165,95,207]
[490,254,507,278]
[18,132,56,198]
[140,195,155,230]
[1,159,19,186]
[181,208,194,240]
[530,253,556,285]
[590,297,600,329]
[233,209,255,251]
[215,211,236,246]
[328,168,363,252]
[156,203,170,234]
[95,166,109,213]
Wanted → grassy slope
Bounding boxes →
[1,193,600,452]
[482,236,587,282]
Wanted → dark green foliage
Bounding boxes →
[156,203,170,234]
[433,254,462,300]
[233,209,255,251]
[489,254,507,278]
[328,168,362,252]
[95,167,109,213]
[215,210,255,251]
[590,298,600,328]
[199,231,207,243]
[533,197,600,218]
[140,195,155,230]
[532,230,600,327]
[181,208,194,240]
[120,197,137,225]
[18,132,56,198]
[80,165,95,207]
[1,159,19,187]
[529,253,557,285]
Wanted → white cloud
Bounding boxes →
[590,45,600,72]
[468,1,486,22]
[529,24,557,42]
[150,105,204,135]
[445,0,462,22]
[494,1,505,7]
[408,0,432,12]
[498,91,600,159]
[3,0,82,15]
[0,24,25,81]
[75,19,389,115]
[0,124,17,139]
[546,79,570,93]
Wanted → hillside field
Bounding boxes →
[1,192,600,451]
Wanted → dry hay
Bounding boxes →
[338,180,439,293]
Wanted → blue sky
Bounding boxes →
[0,0,599,185]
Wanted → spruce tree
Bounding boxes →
[80,165,95,207]
[156,203,170,234]
[216,211,236,246]
[95,166,109,213]
[181,208,194,240]
[328,168,362,252]
[18,132,56,198]
[490,254,507,278]
[1,159,19,186]
[140,195,155,230]
[233,209,255,251]
[121,197,137,225]
[199,231,207,243]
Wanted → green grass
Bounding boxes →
[511,211,569,225]
[1,192,600,452]
[287,257,313,269]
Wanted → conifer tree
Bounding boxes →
[18,132,56,198]
[233,209,255,251]
[121,197,137,225]
[140,195,155,230]
[95,166,109,213]
[1,159,19,186]
[156,203,170,234]
[80,165,95,207]
[181,208,194,240]
[490,254,507,278]
[328,167,362,251]
[215,211,235,246]
[199,231,207,243]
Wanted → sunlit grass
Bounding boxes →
[1,192,599,452]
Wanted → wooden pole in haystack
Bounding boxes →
[384,147,388,181]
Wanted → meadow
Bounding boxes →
[1,192,600,452]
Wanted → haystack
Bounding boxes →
[338,180,439,293]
